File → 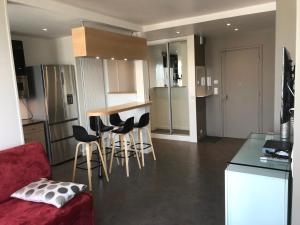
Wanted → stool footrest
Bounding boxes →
[113,140,131,148]
[135,142,152,151]
[76,159,102,170]
[113,150,137,159]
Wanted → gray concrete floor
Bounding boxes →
[52,137,244,225]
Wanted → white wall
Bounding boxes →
[187,35,197,142]
[75,57,107,130]
[11,35,74,66]
[274,0,297,132]
[0,0,23,149]
[205,28,275,136]
[53,36,75,65]
[11,35,57,66]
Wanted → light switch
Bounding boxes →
[213,80,218,85]
[214,87,218,95]
[207,76,212,87]
[201,77,206,86]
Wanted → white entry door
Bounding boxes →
[221,47,262,138]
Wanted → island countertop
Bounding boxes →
[87,101,152,116]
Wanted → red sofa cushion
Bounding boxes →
[0,192,94,225]
[0,142,51,203]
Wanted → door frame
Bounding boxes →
[220,45,263,137]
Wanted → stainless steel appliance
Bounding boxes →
[27,65,79,165]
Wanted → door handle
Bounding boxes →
[222,95,228,101]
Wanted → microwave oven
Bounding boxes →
[17,76,29,98]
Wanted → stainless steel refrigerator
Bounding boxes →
[27,65,79,165]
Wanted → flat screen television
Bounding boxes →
[280,47,295,139]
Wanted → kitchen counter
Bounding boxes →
[87,101,152,116]
[22,119,45,126]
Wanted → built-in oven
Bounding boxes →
[17,75,29,98]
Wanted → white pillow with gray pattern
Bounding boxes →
[11,178,87,208]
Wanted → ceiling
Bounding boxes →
[145,11,275,41]
[7,1,275,40]
[8,3,80,38]
[54,0,274,25]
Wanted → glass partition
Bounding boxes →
[169,41,189,135]
[148,44,171,134]
[148,41,189,135]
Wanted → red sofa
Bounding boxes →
[0,142,95,225]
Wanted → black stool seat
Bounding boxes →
[133,113,150,128]
[112,117,134,134]
[110,113,125,127]
[101,125,114,132]
[73,125,98,143]
[90,116,114,133]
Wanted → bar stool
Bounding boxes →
[109,117,141,177]
[109,113,127,163]
[90,116,114,167]
[134,113,156,167]
[72,125,109,191]
[110,113,125,127]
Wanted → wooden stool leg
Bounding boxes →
[72,142,81,182]
[86,143,93,191]
[130,132,141,169]
[146,127,156,160]
[123,135,129,177]
[94,141,109,182]
[101,135,107,170]
[139,129,145,167]
[110,132,119,166]
[120,136,124,166]
[109,135,116,174]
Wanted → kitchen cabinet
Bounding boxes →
[106,59,136,93]
[23,121,46,150]
[72,26,147,60]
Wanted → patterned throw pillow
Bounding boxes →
[11,178,87,208]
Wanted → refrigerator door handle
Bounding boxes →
[43,66,50,119]
[61,71,64,86]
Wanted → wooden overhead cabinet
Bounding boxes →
[72,27,147,60]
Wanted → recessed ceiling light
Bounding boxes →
[176,31,180,34]
[111,57,115,60]
[226,23,231,26]
[124,58,128,61]
[96,56,100,60]
[42,28,48,32]
[234,28,239,31]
